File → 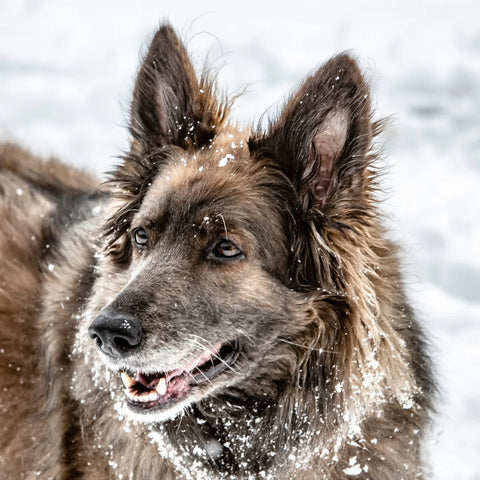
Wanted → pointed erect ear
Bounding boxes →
[105,25,230,261]
[129,24,227,151]
[250,54,374,213]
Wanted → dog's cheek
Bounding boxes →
[226,269,295,336]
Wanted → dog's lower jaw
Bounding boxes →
[117,397,191,423]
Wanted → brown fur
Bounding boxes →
[0,24,434,479]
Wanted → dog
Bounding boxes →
[0,24,434,479]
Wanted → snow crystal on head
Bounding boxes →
[218,153,234,167]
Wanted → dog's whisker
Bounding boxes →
[175,412,184,434]
[187,336,240,375]
[187,369,213,386]
[277,338,337,355]
[185,338,217,358]
[215,212,228,239]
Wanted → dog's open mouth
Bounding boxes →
[120,341,240,413]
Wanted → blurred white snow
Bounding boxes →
[1,0,479,478]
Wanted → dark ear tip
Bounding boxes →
[323,52,366,85]
[157,22,176,36]
[319,53,371,118]
[329,52,360,67]
[149,22,182,49]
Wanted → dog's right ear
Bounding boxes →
[128,24,227,153]
[248,54,376,290]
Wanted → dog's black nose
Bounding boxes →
[88,308,143,358]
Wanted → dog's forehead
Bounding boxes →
[165,132,250,191]
[139,132,270,225]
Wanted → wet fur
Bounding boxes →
[0,25,434,479]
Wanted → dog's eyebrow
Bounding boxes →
[133,188,230,236]
[132,194,172,232]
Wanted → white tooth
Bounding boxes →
[121,372,135,388]
[136,391,158,403]
[124,388,160,403]
[156,377,167,396]
[145,391,160,402]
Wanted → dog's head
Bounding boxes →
[84,24,376,422]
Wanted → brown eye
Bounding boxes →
[210,239,244,262]
[132,227,148,249]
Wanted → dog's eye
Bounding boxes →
[132,227,148,249]
[210,239,244,262]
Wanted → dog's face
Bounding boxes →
[88,140,299,422]
[82,25,373,422]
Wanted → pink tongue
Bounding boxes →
[133,343,223,391]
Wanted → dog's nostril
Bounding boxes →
[114,336,138,350]
[88,309,143,358]
[90,334,105,351]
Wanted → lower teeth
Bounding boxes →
[125,388,160,403]
[121,372,168,403]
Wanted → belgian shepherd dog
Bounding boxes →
[0,24,434,479]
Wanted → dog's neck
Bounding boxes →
[145,392,324,479]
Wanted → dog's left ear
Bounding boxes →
[105,25,229,261]
[250,54,373,215]
[129,24,227,152]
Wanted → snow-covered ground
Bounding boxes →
[1,0,479,478]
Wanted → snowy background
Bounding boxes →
[1,0,479,478]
